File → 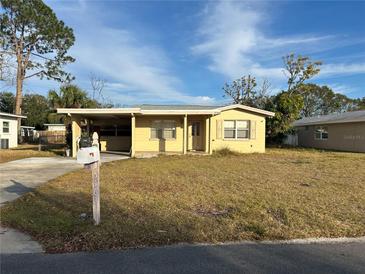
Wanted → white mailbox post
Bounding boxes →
[76,132,101,225]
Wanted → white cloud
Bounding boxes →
[320,63,365,76]
[192,1,365,89]
[38,1,216,105]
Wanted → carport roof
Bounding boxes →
[293,110,365,126]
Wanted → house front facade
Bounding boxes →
[0,112,26,149]
[57,104,275,157]
[293,110,365,153]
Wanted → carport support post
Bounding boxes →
[131,114,136,157]
[183,114,187,154]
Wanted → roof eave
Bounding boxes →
[0,112,26,119]
[293,119,365,127]
[216,104,275,117]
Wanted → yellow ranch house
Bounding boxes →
[57,104,275,157]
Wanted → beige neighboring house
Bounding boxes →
[293,110,365,153]
[44,124,66,131]
[57,104,275,157]
[0,112,26,149]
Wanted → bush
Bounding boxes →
[213,147,239,156]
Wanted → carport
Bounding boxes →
[58,108,139,157]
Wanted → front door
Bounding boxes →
[190,121,203,151]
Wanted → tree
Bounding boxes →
[283,53,322,93]
[266,54,322,142]
[0,91,14,113]
[296,84,357,117]
[223,75,271,108]
[22,93,49,129]
[266,91,304,141]
[48,84,99,109]
[0,0,75,115]
[90,73,106,101]
[355,97,365,110]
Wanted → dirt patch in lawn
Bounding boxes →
[1,148,364,253]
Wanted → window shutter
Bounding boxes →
[250,120,256,139]
[216,120,222,139]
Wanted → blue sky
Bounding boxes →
[18,1,365,105]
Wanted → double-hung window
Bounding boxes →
[224,120,250,139]
[3,121,9,133]
[314,126,328,140]
[151,120,176,139]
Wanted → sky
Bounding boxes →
[12,1,365,105]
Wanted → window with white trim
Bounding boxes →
[224,120,250,139]
[315,126,328,140]
[151,120,176,139]
[3,121,9,133]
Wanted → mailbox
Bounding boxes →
[77,146,100,164]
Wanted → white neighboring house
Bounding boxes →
[0,112,26,149]
[44,123,66,131]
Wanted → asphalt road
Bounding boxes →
[1,242,365,274]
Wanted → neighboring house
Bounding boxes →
[20,126,36,143]
[44,123,66,131]
[0,112,26,149]
[57,104,275,157]
[293,110,365,153]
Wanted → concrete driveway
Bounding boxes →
[0,153,129,254]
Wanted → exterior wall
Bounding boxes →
[71,116,82,157]
[296,122,365,152]
[0,116,19,148]
[210,109,267,153]
[46,125,66,131]
[134,115,185,154]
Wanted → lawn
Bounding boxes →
[1,148,364,253]
[0,144,64,163]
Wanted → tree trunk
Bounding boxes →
[14,62,23,115]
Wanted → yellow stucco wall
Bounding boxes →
[71,109,269,157]
[71,116,81,157]
[134,115,185,153]
[210,109,266,153]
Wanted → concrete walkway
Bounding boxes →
[0,154,129,254]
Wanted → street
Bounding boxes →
[2,241,365,274]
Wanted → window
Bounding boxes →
[315,126,328,140]
[151,120,176,139]
[224,120,250,139]
[3,121,9,133]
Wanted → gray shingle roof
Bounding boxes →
[293,110,365,126]
[137,104,222,110]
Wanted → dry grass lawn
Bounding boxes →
[1,148,364,253]
[0,144,63,163]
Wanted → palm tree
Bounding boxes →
[48,84,98,109]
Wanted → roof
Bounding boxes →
[20,126,35,129]
[138,104,220,110]
[0,112,26,119]
[57,104,275,117]
[293,110,365,126]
